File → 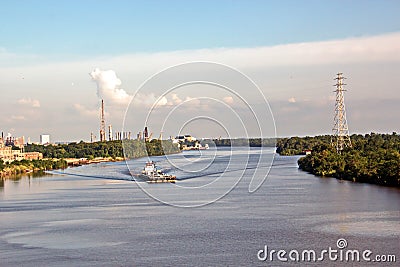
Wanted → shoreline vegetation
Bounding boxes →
[0,158,68,177]
[201,138,277,147]
[204,135,399,188]
[0,139,180,178]
[276,133,400,188]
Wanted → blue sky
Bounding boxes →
[1,1,400,141]
[2,0,399,57]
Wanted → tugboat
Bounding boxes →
[135,161,176,183]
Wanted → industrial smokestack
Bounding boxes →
[144,127,149,141]
[108,125,113,141]
[99,99,106,142]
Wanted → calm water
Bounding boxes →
[0,147,399,266]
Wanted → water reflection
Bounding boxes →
[0,172,50,194]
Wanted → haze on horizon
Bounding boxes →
[0,1,399,142]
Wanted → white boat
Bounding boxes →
[134,161,176,183]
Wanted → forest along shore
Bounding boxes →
[276,133,400,187]
[64,157,125,166]
[0,158,68,177]
[1,139,180,178]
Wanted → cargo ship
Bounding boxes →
[134,161,176,183]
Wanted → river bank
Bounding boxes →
[64,156,125,166]
[0,159,67,178]
[0,157,126,179]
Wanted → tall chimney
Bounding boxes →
[108,125,113,141]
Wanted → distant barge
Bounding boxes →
[134,161,176,183]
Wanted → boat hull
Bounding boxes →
[133,174,176,183]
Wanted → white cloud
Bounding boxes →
[97,32,400,72]
[73,103,100,117]
[17,98,41,108]
[131,92,168,107]
[2,32,400,74]
[90,68,131,104]
[209,32,400,67]
[223,96,234,104]
[171,93,182,104]
[11,115,26,121]
[131,92,213,109]
[184,96,202,108]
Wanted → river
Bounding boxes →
[0,147,399,266]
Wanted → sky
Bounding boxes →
[1,0,399,142]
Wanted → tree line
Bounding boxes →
[0,158,67,175]
[202,138,276,147]
[25,139,180,159]
[277,133,400,187]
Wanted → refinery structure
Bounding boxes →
[92,99,208,149]
[91,99,156,143]
[89,99,209,152]
[0,133,43,163]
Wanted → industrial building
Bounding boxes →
[92,100,159,143]
[0,135,43,163]
[40,134,50,145]
[172,135,207,150]
[173,135,196,143]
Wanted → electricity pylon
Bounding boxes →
[332,73,352,153]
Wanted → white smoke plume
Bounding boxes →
[90,68,131,104]
[89,68,187,108]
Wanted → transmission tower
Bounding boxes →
[99,99,106,142]
[332,73,351,153]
